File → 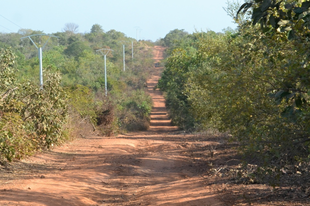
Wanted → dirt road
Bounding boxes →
[0,46,224,206]
[148,47,177,133]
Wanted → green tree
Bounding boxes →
[163,29,189,47]
[91,24,104,34]
[64,41,91,59]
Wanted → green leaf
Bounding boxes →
[275,90,284,99]
[295,97,303,108]
[293,2,310,15]
[237,2,253,16]
[269,15,277,28]
[261,0,271,12]
[252,8,265,25]
[294,7,305,15]
[301,1,310,10]
[285,3,295,10]
[287,30,296,40]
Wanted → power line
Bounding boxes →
[0,14,22,29]
[0,24,12,32]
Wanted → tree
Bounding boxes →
[163,29,189,47]
[91,24,104,34]
[64,41,91,59]
[106,29,125,40]
[63,23,79,35]
[223,0,251,25]
[237,0,310,40]
[18,29,33,36]
[158,1,310,180]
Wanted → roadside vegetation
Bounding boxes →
[2,1,310,201]
[0,24,153,163]
[157,0,310,187]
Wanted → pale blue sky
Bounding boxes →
[0,0,237,41]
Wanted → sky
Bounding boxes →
[0,0,237,41]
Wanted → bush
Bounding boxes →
[113,89,152,132]
[20,71,68,148]
[159,25,310,181]
[0,112,33,162]
[0,48,68,162]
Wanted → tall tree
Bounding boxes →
[163,29,188,47]
[90,24,104,34]
[63,23,79,35]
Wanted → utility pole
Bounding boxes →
[96,48,113,96]
[120,40,131,71]
[21,34,58,89]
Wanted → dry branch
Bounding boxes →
[1,87,18,101]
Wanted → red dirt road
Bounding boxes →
[153,46,165,62]
[148,46,178,133]
[0,46,224,206]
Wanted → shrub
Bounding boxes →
[0,48,68,162]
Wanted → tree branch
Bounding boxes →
[1,87,18,101]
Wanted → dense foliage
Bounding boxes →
[0,49,67,161]
[0,25,153,162]
[158,0,310,181]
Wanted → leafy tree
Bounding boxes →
[158,47,196,129]
[64,41,91,59]
[106,29,125,40]
[163,29,189,47]
[223,0,251,25]
[18,29,33,36]
[158,1,310,182]
[0,48,68,161]
[91,24,104,34]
